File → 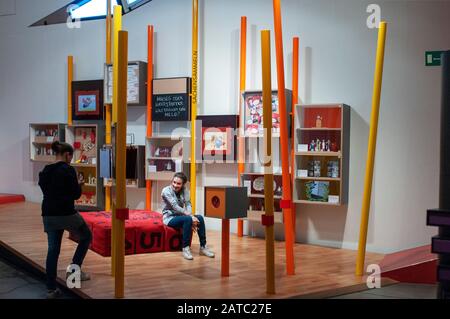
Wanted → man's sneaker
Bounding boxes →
[46,288,63,299]
[182,246,194,260]
[200,245,215,258]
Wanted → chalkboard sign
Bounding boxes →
[152,77,191,122]
[153,93,190,121]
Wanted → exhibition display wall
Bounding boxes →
[0,0,449,254]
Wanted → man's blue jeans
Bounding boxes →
[167,215,206,248]
[45,222,92,290]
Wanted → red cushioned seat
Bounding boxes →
[91,221,136,257]
[129,211,165,254]
[164,226,184,252]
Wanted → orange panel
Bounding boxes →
[205,188,226,219]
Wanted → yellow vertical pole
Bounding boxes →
[261,30,276,295]
[237,16,247,237]
[105,0,112,212]
[356,22,387,276]
[190,0,198,214]
[111,4,122,276]
[68,56,73,125]
[112,5,122,125]
[273,0,295,275]
[114,30,128,299]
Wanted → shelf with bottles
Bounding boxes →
[29,123,66,162]
[65,123,105,211]
[293,104,350,205]
[145,136,190,181]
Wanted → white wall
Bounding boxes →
[0,0,449,254]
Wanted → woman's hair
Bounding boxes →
[173,172,188,185]
[51,141,74,156]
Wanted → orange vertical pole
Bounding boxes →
[273,0,295,275]
[237,16,247,237]
[68,56,73,125]
[146,25,154,210]
[291,37,299,236]
[261,29,276,294]
[221,219,230,277]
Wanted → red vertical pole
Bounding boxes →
[222,219,230,277]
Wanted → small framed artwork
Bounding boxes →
[72,80,104,121]
[202,127,233,156]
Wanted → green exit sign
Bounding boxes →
[426,51,444,66]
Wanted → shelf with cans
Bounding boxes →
[29,123,66,162]
[65,122,105,211]
[293,104,350,205]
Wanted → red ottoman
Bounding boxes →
[91,220,136,257]
[130,211,165,254]
[164,226,184,252]
[68,212,103,248]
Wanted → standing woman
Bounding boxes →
[38,141,92,298]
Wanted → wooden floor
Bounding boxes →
[0,202,388,299]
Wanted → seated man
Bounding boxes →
[161,172,215,260]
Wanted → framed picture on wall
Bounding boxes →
[202,127,233,156]
[243,91,280,135]
[72,80,104,121]
[197,115,239,162]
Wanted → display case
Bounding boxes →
[145,136,190,181]
[29,123,66,162]
[104,61,147,106]
[241,89,292,137]
[65,123,105,211]
[293,104,350,205]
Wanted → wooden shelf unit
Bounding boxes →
[65,122,105,211]
[293,104,350,205]
[145,136,190,181]
[29,123,66,162]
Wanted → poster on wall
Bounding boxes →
[104,61,147,106]
[72,80,104,121]
[243,91,280,136]
[152,77,191,122]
